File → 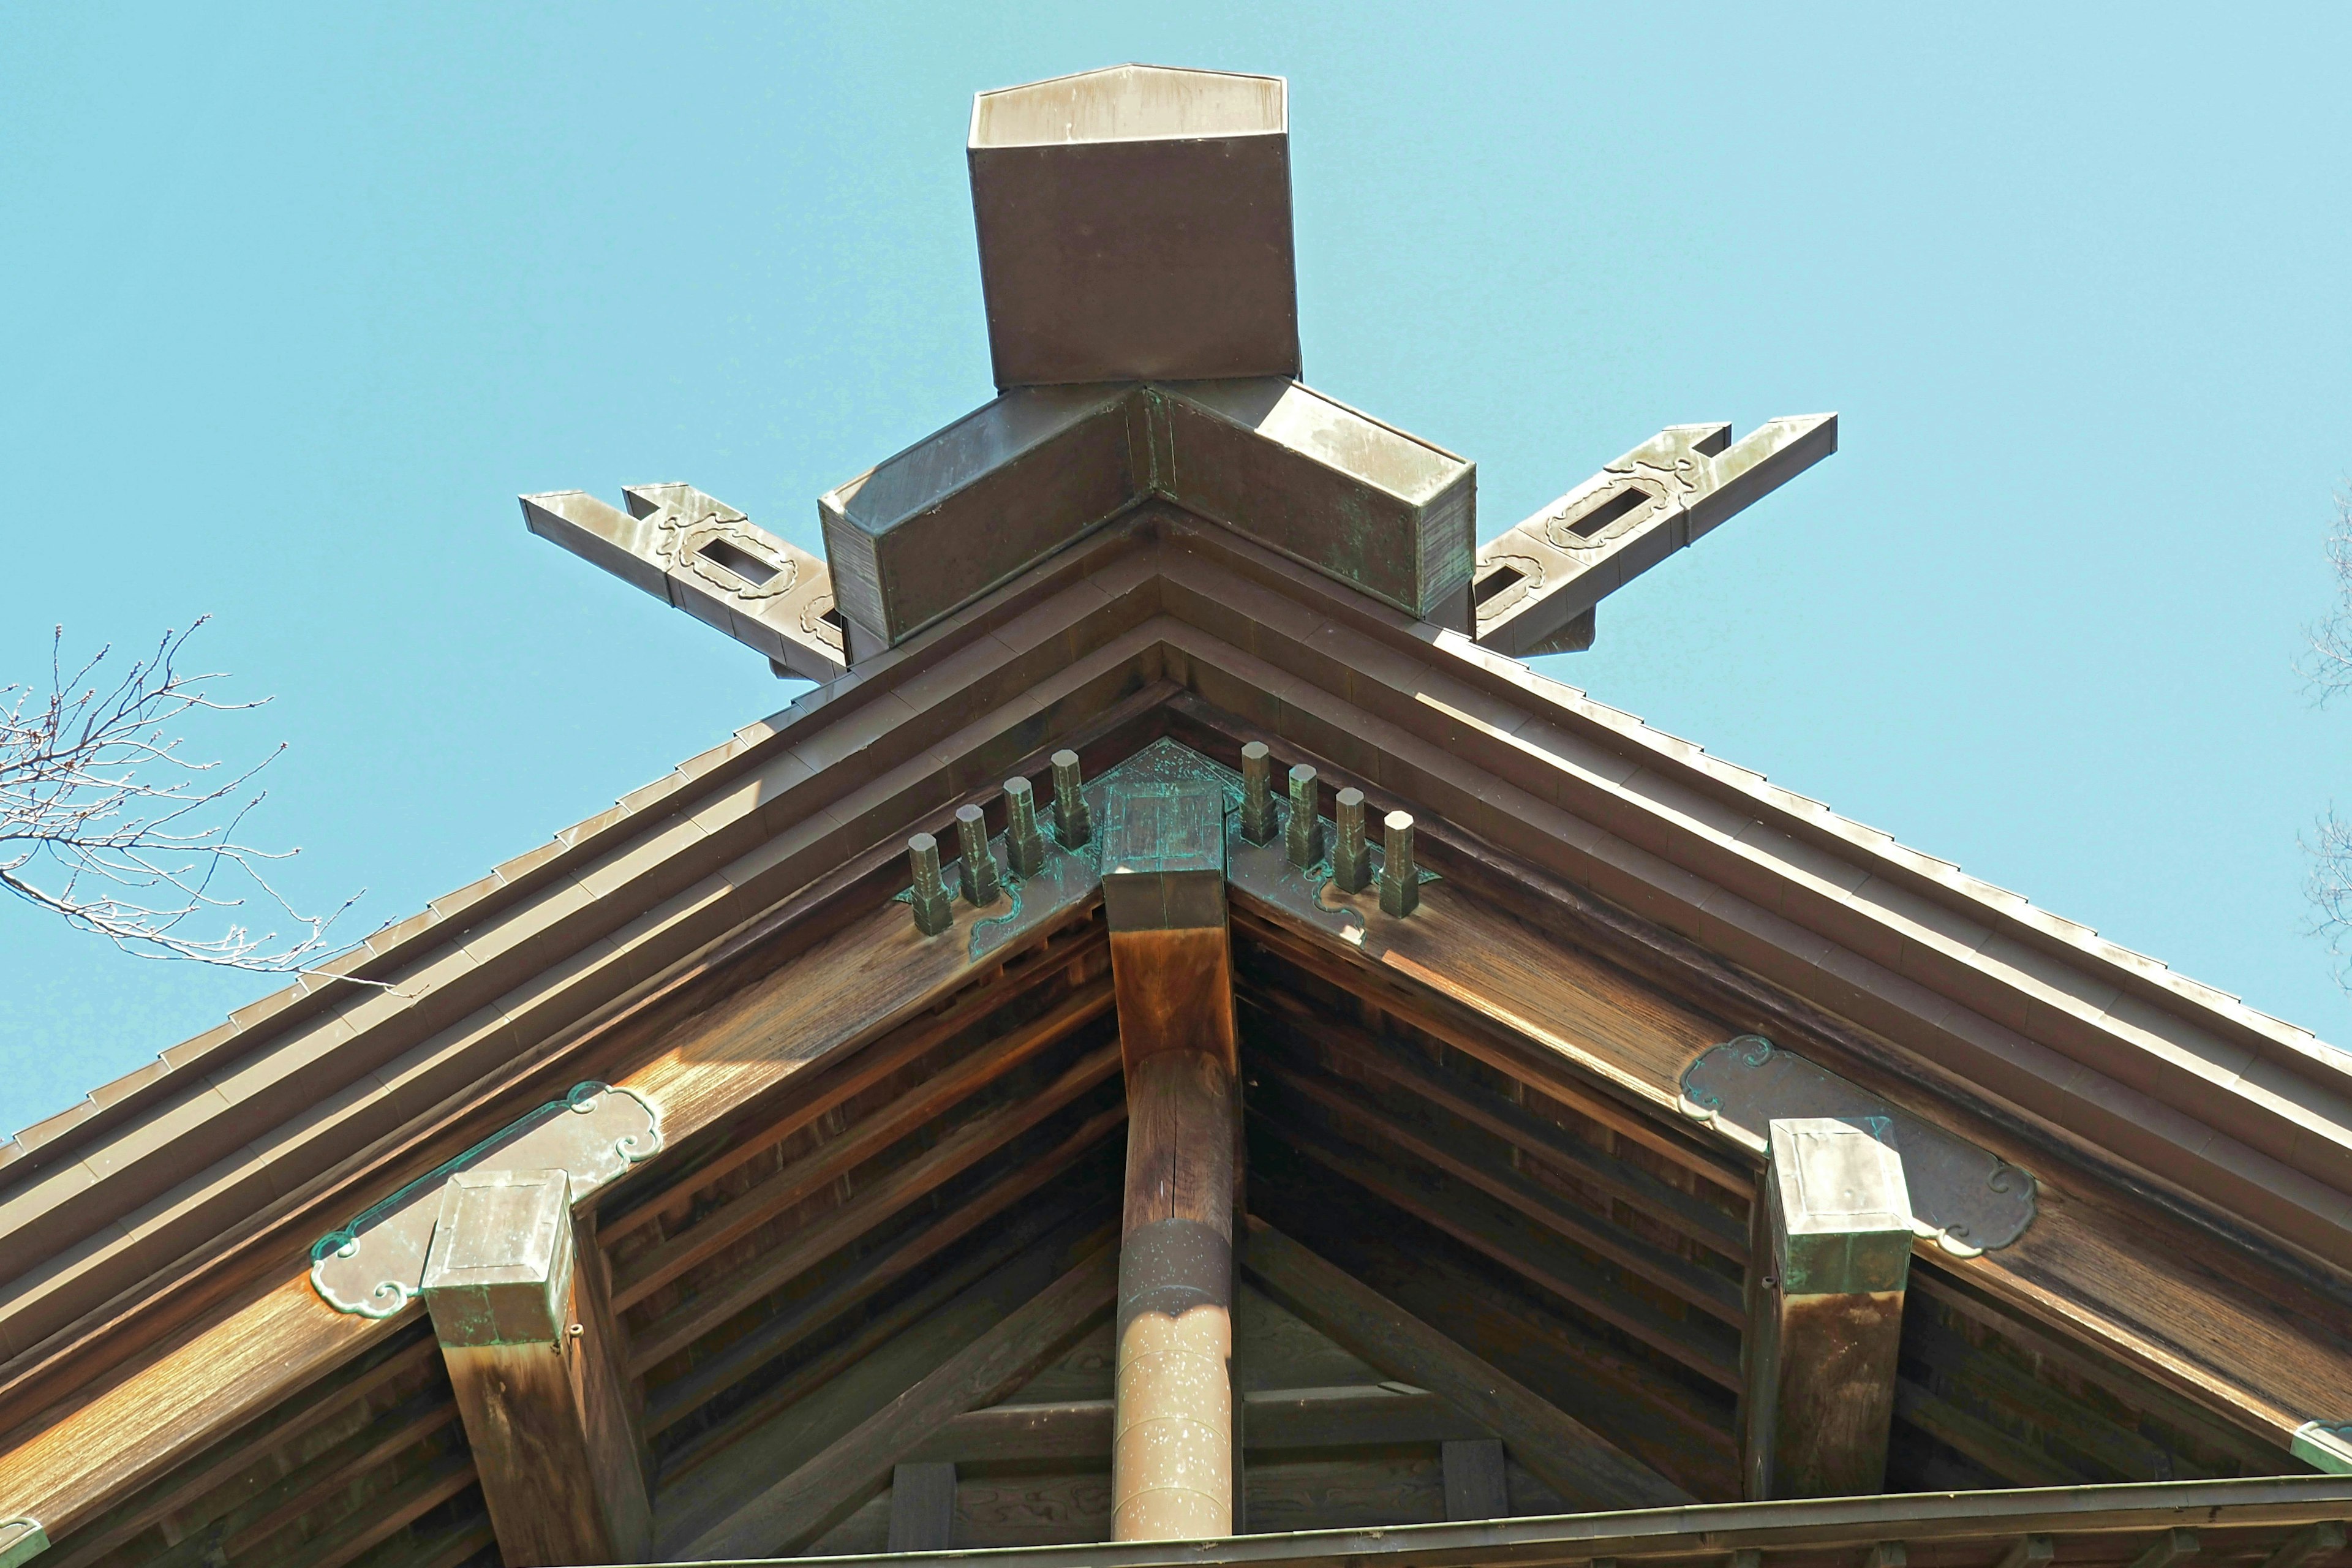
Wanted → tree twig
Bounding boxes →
[0,618,365,974]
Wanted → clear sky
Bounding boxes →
[3,6,2348,1140]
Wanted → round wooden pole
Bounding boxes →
[1112,1048,1236,1540]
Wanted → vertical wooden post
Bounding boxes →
[1442,1438,1509,1520]
[1741,1117,1913,1500]
[421,1169,653,1566]
[1099,778,1238,1541]
[888,1462,959,1551]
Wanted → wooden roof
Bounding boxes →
[1,497,2348,1565]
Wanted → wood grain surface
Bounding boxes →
[1238,1218,1689,1511]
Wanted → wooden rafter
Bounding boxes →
[1252,1100,1741,1388]
[15,507,2352,1557]
[625,1039,1123,1372]
[680,1246,1120,1559]
[641,1114,1123,1440]
[650,1194,1118,1504]
[1213,775,2352,1450]
[1237,1219,1689,1510]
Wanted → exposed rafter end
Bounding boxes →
[1472,412,1838,658]
[521,481,848,681]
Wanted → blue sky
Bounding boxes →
[2,6,2348,1139]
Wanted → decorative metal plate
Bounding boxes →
[895,737,1438,956]
[0,1520,47,1568]
[2293,1421,2352,1475]
[892,822,1102,963]
[1680,1034,2035,1256]
[309,1082,662,1317]
[1227,812,1438,949]
[1055,736,1438,946]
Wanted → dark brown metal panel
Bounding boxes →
[819,385,1147,653]
[969,66,1297,388]
[1151,382,1475,627]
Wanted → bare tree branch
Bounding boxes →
[0,618,364,974]
[2302,489,2352,989]
[2307,806,2352,991]
[2299,489,2352,704]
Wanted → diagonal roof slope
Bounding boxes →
[5,500,2352,1551]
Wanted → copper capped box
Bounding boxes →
[969,64,1300,388]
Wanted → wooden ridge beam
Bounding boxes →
[626,1040,1123,1373]
[1237,1218,1689,1511]
[680,1245,1120,1559]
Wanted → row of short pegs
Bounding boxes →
[905,750,1093,937]
[1237,741,1419,918]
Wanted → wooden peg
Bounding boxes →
[1379,810,1419,917]
[1286,764,1323,869]
[1052,748,1090,847]
[1003,777,1046,877]
[956,804,1001,907]
[907,833,954,936]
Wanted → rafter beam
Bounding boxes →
[1251,1102,1741,1387]
[1237,1218,1689,1510]
[906,1384,1491,1464]
[679,1246,1118,1559]
[624,1039,1123,1374]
